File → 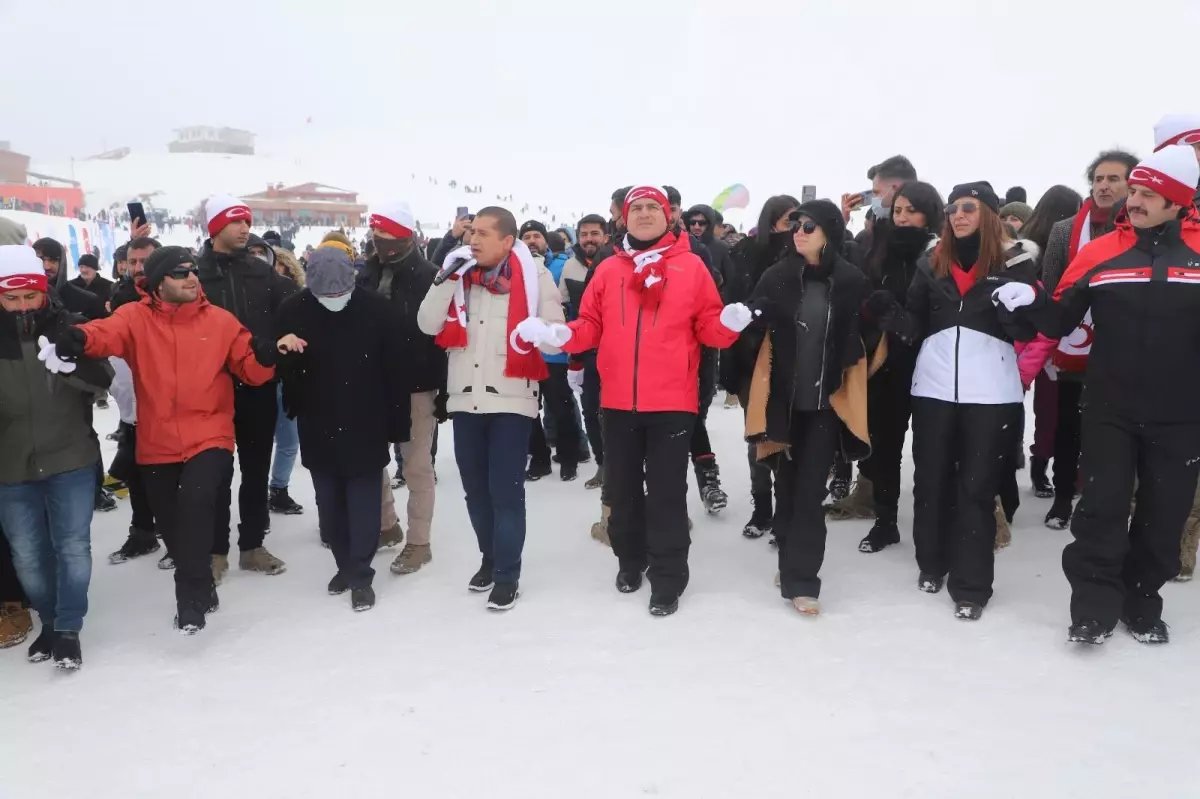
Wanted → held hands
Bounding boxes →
[719,303,755,333]
[865,289,899,322]
[276,334,308,354]
[991,282,1036,312]
[38,335,77,375]
[54,327,87,361]
[515,318,573,348]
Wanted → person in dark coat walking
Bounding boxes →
[277,248,412,611]
[68,254,114,304]
[195,194,299,582]
[737,201,878,616]
[868,182,1037,621]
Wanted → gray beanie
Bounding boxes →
[305,247,356,296]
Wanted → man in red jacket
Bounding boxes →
[518,185,753,616]
[55,246,286,634]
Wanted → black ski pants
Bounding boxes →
[1063,411,1200,627]
[911,398,1021,606]
[529,364,583,470]
[143,448,233,608]
[214,383,277,554]
[773,410,841,599]
[603,409,695,598]
[860,363,913,514]
[1053,379,1084,501]
[581,353,603,467]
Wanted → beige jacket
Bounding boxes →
[417,262,565,418]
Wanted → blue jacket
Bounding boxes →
[541,251,570,365]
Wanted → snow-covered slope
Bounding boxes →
[2,398,1196,798]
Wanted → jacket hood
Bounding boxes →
[1004,239,1040,270]
[248,234,276,268]
[685,204,718,244]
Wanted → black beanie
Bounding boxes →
[1004,186,1027,205]
[793,199,846,252]
[948,182,1000,214]
[519,220,548,239]
[77,254,99,270]
[143,246,197,293]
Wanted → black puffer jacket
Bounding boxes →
[686,204,740,301]
[719,231,794,393]
[195,240,298,343]
[361,249,448,394]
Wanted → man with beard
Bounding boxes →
[996,146,1200,645]
[31,238,105,320]
[69,254,114,305]
[362,202,447,575]
[195,194,298,583]
[1039,150,1140,531]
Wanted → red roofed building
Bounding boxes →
[241,182,368,227]
[0,147,86,218]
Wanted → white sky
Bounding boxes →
[5,0,1199,222]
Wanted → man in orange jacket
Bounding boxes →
[55,246,292,634]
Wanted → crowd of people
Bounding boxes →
[2,112,1200,670]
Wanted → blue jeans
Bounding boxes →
[0,466,95,631]
[270,383,300,490]
[453,413,532,583]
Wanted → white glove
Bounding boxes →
[443,244,476,275]
[992,283,1036,312]
[515,317,552,346]
[545,323,573,348]
[567,367,585,394]
[37,335,77,375]
[719,303,754,333]
[1044,362,1058,382]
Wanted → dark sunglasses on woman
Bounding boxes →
[945,201,978,216]
[787,212,818,235]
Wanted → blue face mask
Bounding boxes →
[870,195,888,220]
[317,293,351,312]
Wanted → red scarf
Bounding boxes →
[433,240,548,382]
[625,232,677,312]
[1056,201,1104,372]
[1067,199,1110,261]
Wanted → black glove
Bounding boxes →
[250,336,279,368]
[434,391,449,424]
[865,290,899,323]
[56,326,87,361]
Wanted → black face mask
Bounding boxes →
[375,237,415,263]
[888,225,932,259]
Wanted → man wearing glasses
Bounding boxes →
[56,245,284,634]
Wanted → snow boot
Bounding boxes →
[94,488,118,512]
[487,582,519,611]
[616,569,644,594]
[1044,495,1073,530]
[694,454,728,514]
[1068,620,1114,645]
[792,597,820,616]
[390,471,406,490]
[390,543,432,575]
[378,521,404,550]
[723,392,740,409]
[1030,457,1053,498]
[158,553,175,570]
[526,461,552,482]
[827,474,875,521]
[239,547,286,575]
[0,602,32,648]
[743,493,773,539]
[994,499,1012,551]
[590,504,612,547]
[52,632,82,670]
[1123,616,1169,644]
[268,486,304,515]
[649,592,679,617]
[955,602,984,621]
[469,559,495,593]
[206,586,219,615]
[108,526,160,565]
[585,464,604,490]
[351,586,376,612]
[27,626,54,662]
[174,601,207,635]
[858,505,900,553]
[211,553,229,585]
[328,573,350,595]
[917,572,945,594]
[560,462,579,482]
[827,474,851,503]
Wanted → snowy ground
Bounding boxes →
[3,398,1196,799]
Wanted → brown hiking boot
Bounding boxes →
[0,602,32,648]
[239,547,286,575]
[590,504,612,547]
[723,393,740,409]
[994,498,1012,551]
[211,554,229,585]
[390,543,432,575]
[826,474,876,521]
[378,521,404,550]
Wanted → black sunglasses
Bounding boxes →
[687,218,709,228]
[945,201,978,216]
[788,214,818,235]
[167,266,199,279]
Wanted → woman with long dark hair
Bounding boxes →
[724,194,800,542]
[1019,186,1084,267]
[867,183,1037,620]
[851,181,943,553]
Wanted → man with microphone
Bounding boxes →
[417,206,566,612]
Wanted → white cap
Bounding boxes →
[1154,114,1200,152]
[1129,145,1200,207]
[368,202,416,238]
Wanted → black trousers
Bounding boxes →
[581,353,603,467]
[773,410,840,599]
[529,364,583,470]
[1063,412,1200,626]
[0,524,27,605]
[860,363,913,513]
[311,471,381,589]
[603,409,696,597]
[739,389,774,502]
[143,448,234,608]
[108,421,155,533]
[214,382,278,554]
[911,398,1021,606]
[1053,379,1084,500]
[689,369,718,461]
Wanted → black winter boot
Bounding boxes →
[742,493,773,539]
[1030,457,1053,498]
[859,505,901,553]
[1045,495,1073,530]
[694,455,728,514]
[268,486,304,515]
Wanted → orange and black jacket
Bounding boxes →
[1020,209,1200,422]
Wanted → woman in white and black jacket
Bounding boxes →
[867,182,1038,620]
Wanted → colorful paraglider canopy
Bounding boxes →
[712,184,750,213]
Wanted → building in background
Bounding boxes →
[241,183,368,227]
[169,126,256,156]
[0,145,86,217]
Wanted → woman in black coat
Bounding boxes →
[852,181,944,554]
[867,183,1038,621]
[739,200,875,616]
[276,248,411,612]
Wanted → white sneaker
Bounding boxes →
[792,597,820,616]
